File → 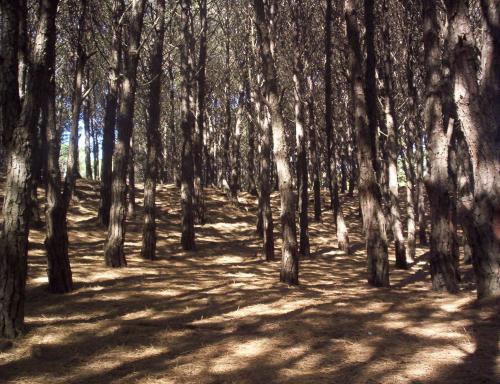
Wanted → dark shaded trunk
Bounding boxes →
[446,0,500,299]
[345,0,389,287]
[253,0,298,284]
[141,0,165,260]
[98,0,122,226]
[230,88,243,203]
[423,0,459,293]
[127,136,136,217]
[179,0,196,250]
[92,113,99,179]
[194,0,207,223]
[306,75,321,222]
[83,74,92,179]
[104,0,147,267]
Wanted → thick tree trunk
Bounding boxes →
[104,0,146,267]
[141,0,165,260]
[179,0,196,250]
[98,0,122,226]
[253,0,298,284]
[423,0,459,293]
[345,0,389,287]
[260,107,274,260]
[446,0,500,299]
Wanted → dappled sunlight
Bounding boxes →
[0,179,497,384]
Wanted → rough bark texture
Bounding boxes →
[446,0,500,299]
[345,0,389,287]
[179,0,196,250]
[141,0,165,260]
[291,1,310,258]
[194,0,207,223]
[254,0,298,284]
[98,0,122,227]
[104,0,146,267]
[423,0,459,293]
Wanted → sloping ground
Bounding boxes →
[0,179,498,384]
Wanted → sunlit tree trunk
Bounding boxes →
[253,0,298,284]
[104,0,147,266]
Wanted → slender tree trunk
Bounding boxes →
[446,0,500,299]
[98,0,122,226]
[381,11,407,268]
[260,107,275,260]
[44,0,72,293]
[64,0,88,201]
[253,0,298,284]
[246,80,258,196]
[194,0,207,223]
[104,0,147,267]
[345,0,389,287]
[179,0,196,250]
[423,0,459,293]
[291,1,310,258]
[92,113,99,179]
[141,0,165,260]
[127,136,136,217]
[230,88,243,203]
[83,72,92,179]
[306,75,321,222]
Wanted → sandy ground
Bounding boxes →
[0,179,498,384]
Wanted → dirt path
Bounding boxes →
[0,180,498,383]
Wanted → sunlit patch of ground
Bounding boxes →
[0,178,498,384]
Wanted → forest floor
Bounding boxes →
[0,179,498,384]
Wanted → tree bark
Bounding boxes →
[98,0,122,226]
[253,0,298,284]
[179,0,196,250]
[104,0,147,267]
[83,71,92,179]
[423,0,459,293]
[141,0,165,260]
[345,0,389,287]
[446,0,500,299]
[306,75,321,222]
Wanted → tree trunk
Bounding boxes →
[230,88,243,203]
[127,136,136,217]
[64,0,88,202]
[104,0,147,267]
[423,0,459,293]
[291,1,310,258]
[194,0,207,223]
[345,0,389,287]
[141,0,165,260]
[446,0,500,299]
[98,0,122,226]
[83,72,92,179]
[306,75,321,222]
[179,0,196,250]
[253,0,298,284]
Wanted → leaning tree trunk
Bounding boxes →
[179,0,196,250]
[446,0,500,299]
[98,0,122,226]
[423,0,459,293]
[141,0,165,260]
[253,0,298,284]
[345,0,389,287]
[104,0,147,267]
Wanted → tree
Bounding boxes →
[345,0,389,287]
[141,0,166,261]
[253,0,299,284]
[179,0,196,251]
[104,0,147,267]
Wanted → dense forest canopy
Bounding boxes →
[0,0,498,358]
